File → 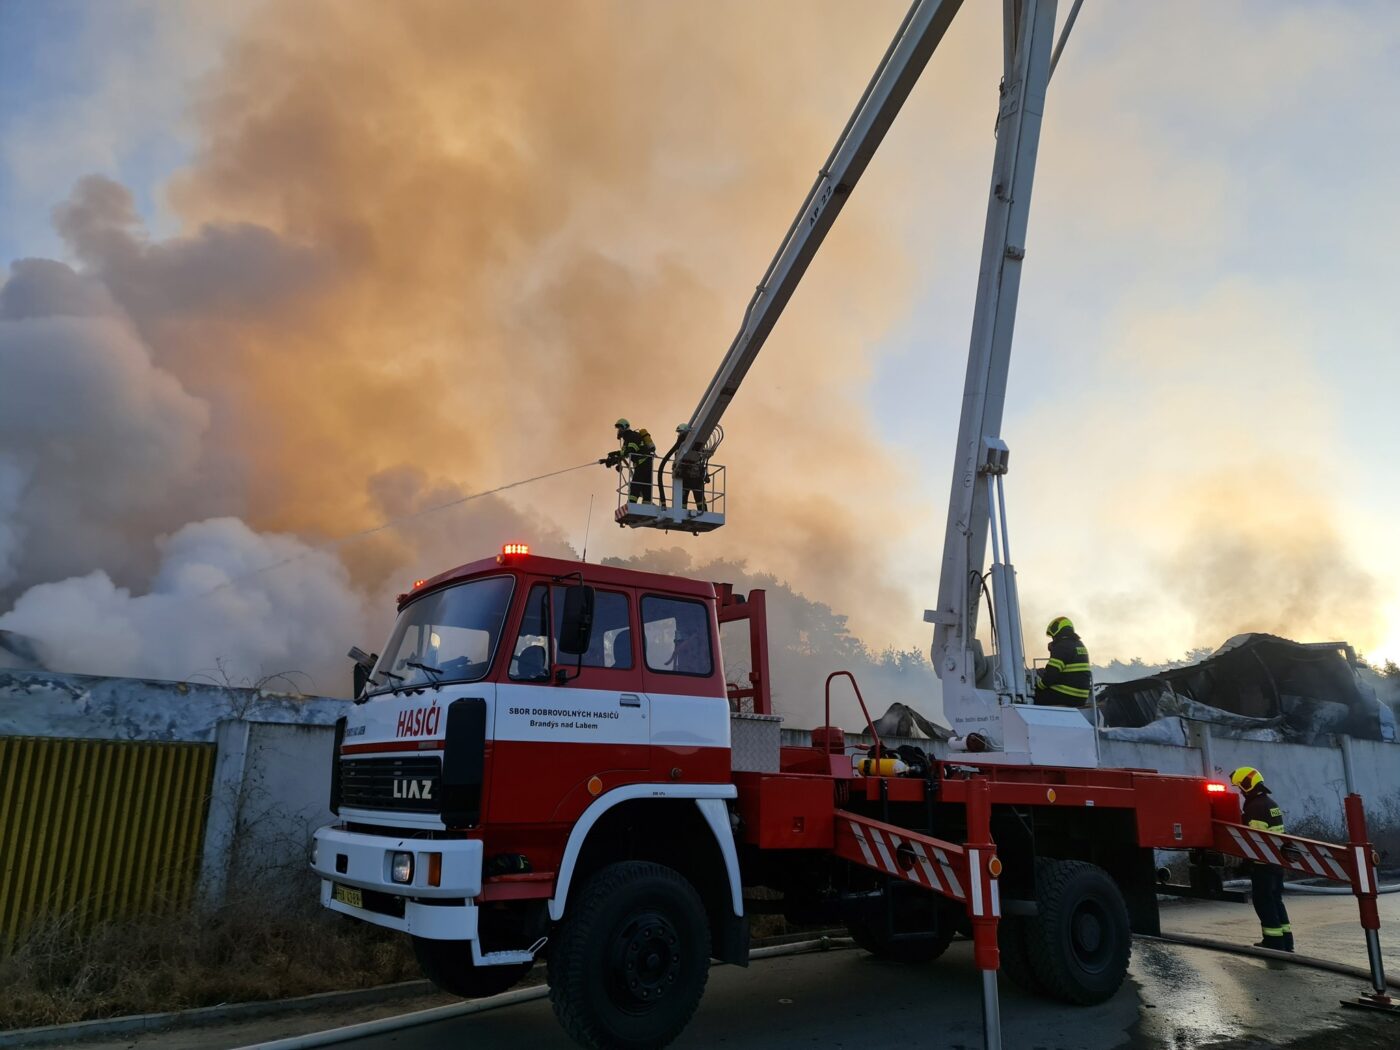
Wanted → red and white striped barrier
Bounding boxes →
[833,810,999,917]
[1214,822,1364,888]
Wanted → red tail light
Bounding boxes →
[1206,782,1228,793]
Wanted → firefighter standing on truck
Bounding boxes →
[1034,615,1091,706]
[1233,765,1295,952]
[601,418,656,503]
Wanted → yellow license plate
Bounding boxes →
[332,883,363,909]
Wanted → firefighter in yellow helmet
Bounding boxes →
[1033,616,1091,706]
[599,418,656,503]
[1232,765,1294,952]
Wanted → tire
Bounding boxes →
[996,916,1042,993]
[1024,859,1131,1005]
[847,896,956,964]
[549,861,711,1050]
[411,937,532,999]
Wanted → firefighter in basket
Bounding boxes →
[674,423,708,512]
[600,418,656,503]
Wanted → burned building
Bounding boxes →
[1097,634,1397,744]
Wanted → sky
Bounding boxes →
[1,0,1398,705]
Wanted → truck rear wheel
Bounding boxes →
[549,861,711,1050]
[411,937,531,999]
[1024,859,1131,1005]
[996,916,1042,993]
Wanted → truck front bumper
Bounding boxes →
[311,824,483,941]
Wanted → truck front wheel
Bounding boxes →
[411,937,531,999]
[1024,859,1131,1005]
[549,861,711,1050]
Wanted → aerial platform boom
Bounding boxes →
[622,0,1091,760]
[625,0,965,532]
[927,0,1080,758]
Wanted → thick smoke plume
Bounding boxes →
[1,1,937,695]
[4,1,1388,699]
[1155,472,1378,646]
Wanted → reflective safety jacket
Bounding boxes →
[1242,786,1286,834]
[619,427,655,460]
[1039,629,1091,701]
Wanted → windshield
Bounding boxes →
[369,575,515,695]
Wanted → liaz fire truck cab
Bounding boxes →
[314,545,750,1043]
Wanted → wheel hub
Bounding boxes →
[1069,899,1112,973]
[610,911,681,1011]
[1074,910,1102,952]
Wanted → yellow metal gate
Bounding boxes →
[0,736,215,944]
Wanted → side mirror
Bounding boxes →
[348,646,377,701]
[557,585,596,656]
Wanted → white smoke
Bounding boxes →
[0,456,28,589]
[0,258,211,592]
[0,517,369,689]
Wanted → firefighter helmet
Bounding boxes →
[615,418,630,429]
[1230,766,1264,793]
[1046,616,1074,638]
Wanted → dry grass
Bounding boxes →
[0,881,831,1032]
[0,896,417,1031]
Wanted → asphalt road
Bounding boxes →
[318,894,1400,1050]
[90,893,1400,1050]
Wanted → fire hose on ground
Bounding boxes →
[233,936,857,1050]
[1218,878,1400,896]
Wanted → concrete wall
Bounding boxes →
[0,669,348,742]
[7,667,1400,916]
[201,720,338,907]
[1103,731,1400,858]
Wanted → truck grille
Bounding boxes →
[339,756,442,812]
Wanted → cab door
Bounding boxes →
[639,592,731,784]
[491,580,649,824]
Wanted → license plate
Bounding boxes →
[332,883,363,909]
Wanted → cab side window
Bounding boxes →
[509,584,633,679]
[574,589,633,669]
[509,585,550,680]
[641,596,713,676]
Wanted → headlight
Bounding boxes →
[311,840,319,867]
[391,851,414,884]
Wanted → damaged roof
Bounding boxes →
[1097,633,1396,743]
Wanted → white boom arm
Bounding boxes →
[926,0,1094,761]
[665,0,965,483]
[658,0,1090,760]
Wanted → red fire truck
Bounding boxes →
[313,543,1384,1049]
[312,3,1388,1047]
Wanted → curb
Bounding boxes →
[0,979,437,1048]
